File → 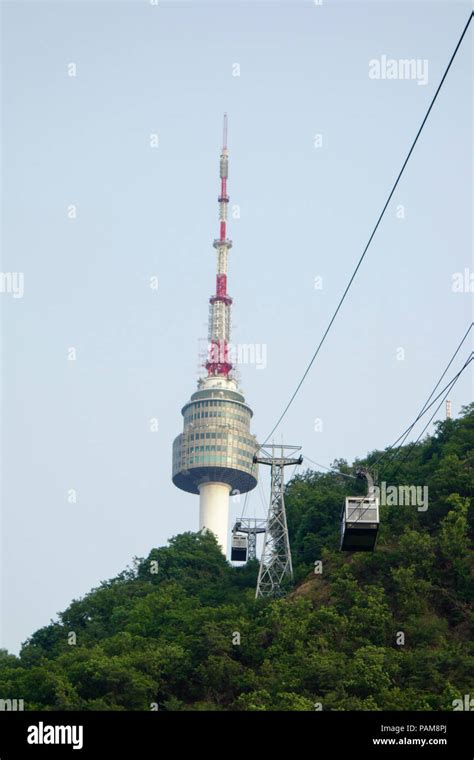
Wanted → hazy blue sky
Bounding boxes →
[1,0,472,654]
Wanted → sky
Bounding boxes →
[1,0,472,654]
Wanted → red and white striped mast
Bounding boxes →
[206,113,233,377]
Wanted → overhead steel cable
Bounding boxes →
[387,352,473,477]
[372,322,473,471]
[236,13,473,529]
[374,353,474,473]
[259,12,473,448]
[303,455,358,480]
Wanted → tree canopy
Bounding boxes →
[1,404,472,710]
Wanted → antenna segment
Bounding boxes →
[206,113,233,377]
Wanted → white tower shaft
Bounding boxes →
[198,482,232,554]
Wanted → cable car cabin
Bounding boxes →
[231,534,248,562]
[340,496,379,552]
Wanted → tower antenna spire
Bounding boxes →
[222,112,228,151]
[205,113,233,376]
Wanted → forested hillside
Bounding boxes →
[1,405,472,710]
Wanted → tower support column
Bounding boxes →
[198,482,231,554]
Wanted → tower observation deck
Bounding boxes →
[172,115,258,555]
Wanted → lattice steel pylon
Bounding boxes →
[254,445,303,598]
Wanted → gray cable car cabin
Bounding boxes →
[231,533,248,562]
[340,495,379,552]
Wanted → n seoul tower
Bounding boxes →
[172,115,258,555]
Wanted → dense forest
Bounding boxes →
[1,404,472,710]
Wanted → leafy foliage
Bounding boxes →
[0,406,472,710]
